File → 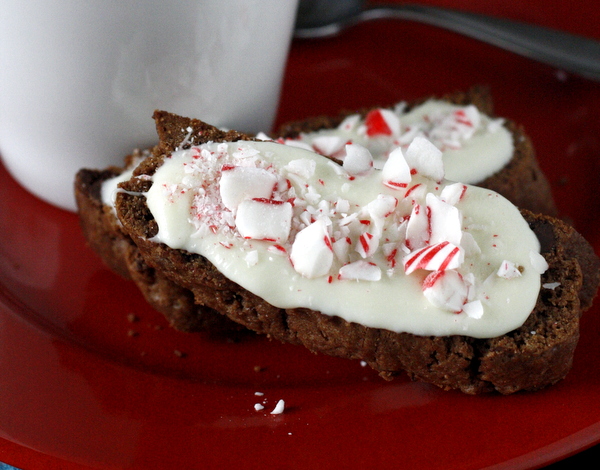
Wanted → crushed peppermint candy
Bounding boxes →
[463,300,484,319]
[252,392,284,414]
[343,143,374,175]
[271,399,285,415]
[530,250,550,274]
[497,260,522,279]
[405,136,444,182]
[404,241,464,275]
[422,270,469,313]
[382,147,411,189]
[339,260,382,282]
[278,100,512,186]
[289,219,334,278]
[283,101,503,162]
[219,166,277,211]
[365,108,401,137]
[543,282,561,290]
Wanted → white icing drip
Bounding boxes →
[101,168,135,213]
[100,152,148,211]
[145,140,542,339]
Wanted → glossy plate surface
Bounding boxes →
[1,1,599,468]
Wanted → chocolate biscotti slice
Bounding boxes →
[115,111,599,394]
[74,151,241,333]
[277,87,557,215]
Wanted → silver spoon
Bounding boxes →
[294,1,600,81]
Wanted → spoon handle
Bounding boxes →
[295,4,600,81]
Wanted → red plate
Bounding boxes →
[1,1,599,468]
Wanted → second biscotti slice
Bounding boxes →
[277,87,557,215]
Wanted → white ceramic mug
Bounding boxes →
[0,0,298,211]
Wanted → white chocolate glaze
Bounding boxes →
[142,140,543,338]
[282,100,513,184]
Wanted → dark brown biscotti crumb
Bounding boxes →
[127,313,139,323]
[114,112,599,394]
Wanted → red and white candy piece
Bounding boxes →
[366,194,398,224]
[284,158,316,179]
[403,241,464,275]
[356,231,380,258]
[364,196,398,241]
[245,250,259,267]
[497,260,522,279]
[383,242,400,269]
[232,144,261,160]
[440,182,467,206]
[235,199,293,243]
[267,244,288,256]
[529,250,549,274]
[311,135,346,157]
[452,105,480,137]
[338,114,361,133]
[334,197,351,214]
[332,236,352,263]
[343,143,373,175]
[381,147,411,190]
[462,299,484,319]
[404,193,463,251]
[403,183,427,202]
[289,219,334,278]
[427,193,462,246]
[219,166,277,212]
[404,203,429,251]
[404,136,444,182]
[460,231,481,257]
[364,109,400,137]
[422,270,469,313]
[338,260,382,281]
